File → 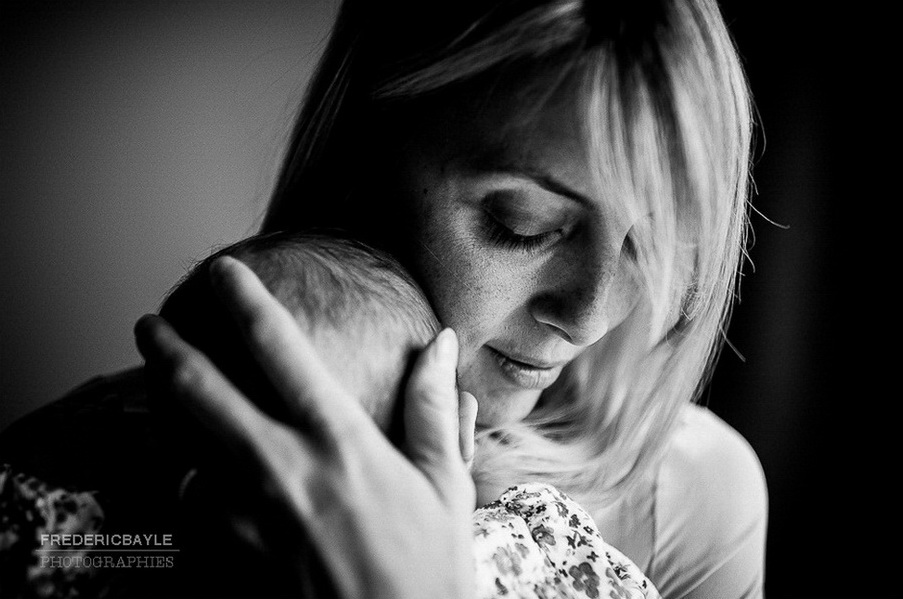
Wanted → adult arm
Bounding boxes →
[135,256,476,599]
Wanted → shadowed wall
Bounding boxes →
[1,0,334,426]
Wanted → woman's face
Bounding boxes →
[392,78,641,428]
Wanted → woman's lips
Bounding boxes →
[486,346,565,390]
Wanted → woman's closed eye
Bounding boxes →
[480,191,570,254]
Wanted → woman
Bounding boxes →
[143,0,766,596]
[6,0,767,597]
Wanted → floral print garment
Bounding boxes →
[1,462,658,599]
[473,483,660,599]
[0,464,105,598]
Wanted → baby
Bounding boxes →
[157,230,440,445]
[0,231,658,598]
[155,231,659,599]
[154,231,442,596]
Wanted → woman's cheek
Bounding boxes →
[410,189,530,362]
[426,241,510,358]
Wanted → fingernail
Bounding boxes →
[134,313,159,343]
[436,328,459,367]
[134,313,155,336]
[134,314,165,361]
[207,256,233,290]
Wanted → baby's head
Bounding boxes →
[158,231,440,441]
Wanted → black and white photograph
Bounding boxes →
[1,1,900,598]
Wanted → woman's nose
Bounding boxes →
[528,243,622,347]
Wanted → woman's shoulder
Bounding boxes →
[659,403,767,509]
[649,403,768,598]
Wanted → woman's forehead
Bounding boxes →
[429,73,589,172]
[442,80,636,207]
[397,65,656,222]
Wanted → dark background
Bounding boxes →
[2,1,901,597]
[711,3,902,597]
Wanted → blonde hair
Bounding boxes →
[263,0,754,509]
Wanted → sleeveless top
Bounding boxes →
[0,367,767,598]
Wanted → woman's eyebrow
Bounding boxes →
[460,151,592,207]
[509,166,591,207]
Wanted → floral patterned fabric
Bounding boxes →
[473,483,660,599]
[0,461,659,598]
[0,464,105,598]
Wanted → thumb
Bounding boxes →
[404,328,468,497]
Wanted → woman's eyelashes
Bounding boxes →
[479,192,569,253]
[482,215,561,252]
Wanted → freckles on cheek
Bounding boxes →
[424,240,510,351]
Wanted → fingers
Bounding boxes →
[405,328,460,459]
[207,256,371,439]
[137,314,330,522]
[135,313,273,463]
[458,392,478,471]
[404,328,473,506]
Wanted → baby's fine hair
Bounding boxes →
[159,231,440,432]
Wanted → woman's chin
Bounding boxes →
[473,387,542,429]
